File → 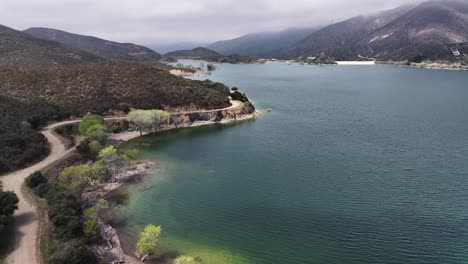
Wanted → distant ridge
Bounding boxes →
[165,47,222,58]
[207,27,318,57]
[0,24,103,69]
[24,27,162,62]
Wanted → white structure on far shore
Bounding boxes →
[335,61,375,65]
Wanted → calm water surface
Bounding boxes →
[115,62,468,264]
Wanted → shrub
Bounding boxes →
[88,140,104,156]
[48,239,96,264]
[26,171,48,189]
[26,171,49,196]
[45,185,83,239]
[83,208,99,241]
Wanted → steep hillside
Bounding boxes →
[0,24,103,69]
[24,27,162,62]
[277,1,468,62]
[278,6,412,60]
[165,47,222,58]
[359,1,468,61]
[207,27,318,57]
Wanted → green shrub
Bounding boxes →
[88,140,104,155]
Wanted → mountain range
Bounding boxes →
[206,27,318,57]
[206,1,468,62]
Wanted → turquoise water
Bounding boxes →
[116,62,468,264]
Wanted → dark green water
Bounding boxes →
[116,62,468,264]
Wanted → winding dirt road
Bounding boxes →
[0,101,244,264]
[1,120,80,264]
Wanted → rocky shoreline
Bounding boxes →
[376,61,468,71]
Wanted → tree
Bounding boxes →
[173,255,203,264]
[150,110,170,132]
[99,146,127,182]
[79,115,107,143]
[90,160,108,184]
[127,109,170,136]
[207,63,216,71]
[58,165,93,197]
[0,183,19,232]
[136,224,161,261]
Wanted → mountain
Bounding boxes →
[24,27,162,62]
[277,5,413,60]
[0,24,103,69]
[278,1,468,62]
[165,47,222,58]
[207,27,318,57]
[359,1,468,61]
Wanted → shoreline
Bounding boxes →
[93,109,258,263]
[376,61,468,71]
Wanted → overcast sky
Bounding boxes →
[1,0,425,45]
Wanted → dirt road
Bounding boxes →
[0,101,244,264]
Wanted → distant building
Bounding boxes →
[452,48,461,56]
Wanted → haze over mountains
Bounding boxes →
[0,0,467,68]
[206,1,468,62]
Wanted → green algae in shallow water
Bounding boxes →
[161,236,256,264]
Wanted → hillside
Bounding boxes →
[0,61,232,172]
[277,1,468,63]
[277,6,412,60]
[24,27,162,62]
[359,1,468,61]
[165,47,222,58]
[207,27,318,57]
[0,24,103,69]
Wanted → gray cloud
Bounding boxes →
[0,0,425,45]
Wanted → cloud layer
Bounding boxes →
[0,0,424,45]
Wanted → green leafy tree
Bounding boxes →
[90,160,108,184]
[173,255,203,264]
[99,146,127,182]
[136,224,162,261]
[58,165,93,197]
[127,109,170,135]
[79,115,107,143]
[79,115,104,135]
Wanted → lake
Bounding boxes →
[115,62,468,264]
